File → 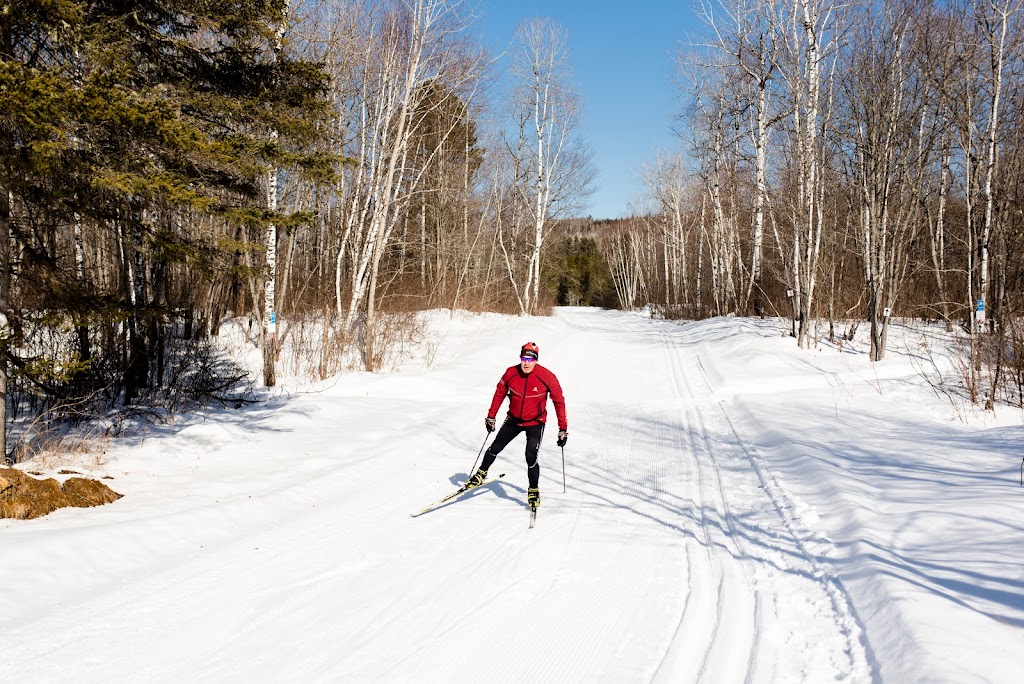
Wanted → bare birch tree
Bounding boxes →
[640,151,693,311]
[914,1,964,331]
[504,18,594,315]
[841,0,930,361]
[262,2,291,387]
[328,0,482,367]
[773,0,843,347]
[974,0,1021,332]
[602,222,649,310]
[696,0,780,315]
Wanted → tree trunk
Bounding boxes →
[262,5,290,387]
[0,188,9,462]
[978,2,1011,334]
[124,223,149,403]
[750,72,769,316]
[73,220,91,364]
[263,211,278,387]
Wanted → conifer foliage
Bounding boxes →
[0,1,329,459]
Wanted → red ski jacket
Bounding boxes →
[488,364,568,430]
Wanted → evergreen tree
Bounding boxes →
[546,235,617,308]
[0,1,330,457]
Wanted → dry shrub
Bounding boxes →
[366,311,429,372]
[8,407,112,469]
[275,314,325,379]
[464,297,527,315]
[157,339,257,412]
[274,314,349,380]
[907,321,1024,415]
[910,324,975,418]
[996,317,1024,408]
[649,303,699,320]
[277,308,441,378]
[318,320,350,377]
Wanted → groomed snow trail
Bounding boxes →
[0,308,873,682]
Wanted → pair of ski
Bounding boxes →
[412,473,538,528]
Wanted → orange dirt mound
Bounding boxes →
[0,468,122,520]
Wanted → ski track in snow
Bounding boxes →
[640,315,871,683]
[1,308,886,682]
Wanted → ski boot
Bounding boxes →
[527,487,540,510]
[464,468,488,490]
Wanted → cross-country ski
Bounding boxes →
[411,474,506,517]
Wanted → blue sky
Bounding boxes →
[478,1,702,219]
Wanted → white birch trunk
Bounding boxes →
[263,4,289,387]
[978,0,1013,333]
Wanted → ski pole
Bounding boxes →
[561,445,566,493]
[468,432,490,480]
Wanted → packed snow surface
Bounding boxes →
[2,307,1022,683]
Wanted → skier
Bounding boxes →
[465,342,568,510]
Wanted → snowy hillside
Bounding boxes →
[1,308,1021,683]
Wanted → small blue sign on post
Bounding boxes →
[976,299,985,325]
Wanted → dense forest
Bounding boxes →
[2,0,1023,461]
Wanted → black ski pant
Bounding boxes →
[481,420,544,489]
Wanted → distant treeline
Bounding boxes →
[2,0,1023,461]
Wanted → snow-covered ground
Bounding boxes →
[2,307,1022,683]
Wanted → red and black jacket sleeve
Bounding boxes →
[488,367,514,420]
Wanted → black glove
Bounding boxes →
[485,416,496,433]
[557,430,568,447]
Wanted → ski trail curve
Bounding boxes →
[690,351,879,681]
[554,308,872,683]
[650,317,874,683]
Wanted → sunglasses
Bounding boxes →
[520,356,537,362]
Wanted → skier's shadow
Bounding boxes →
[449,472,530,510]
